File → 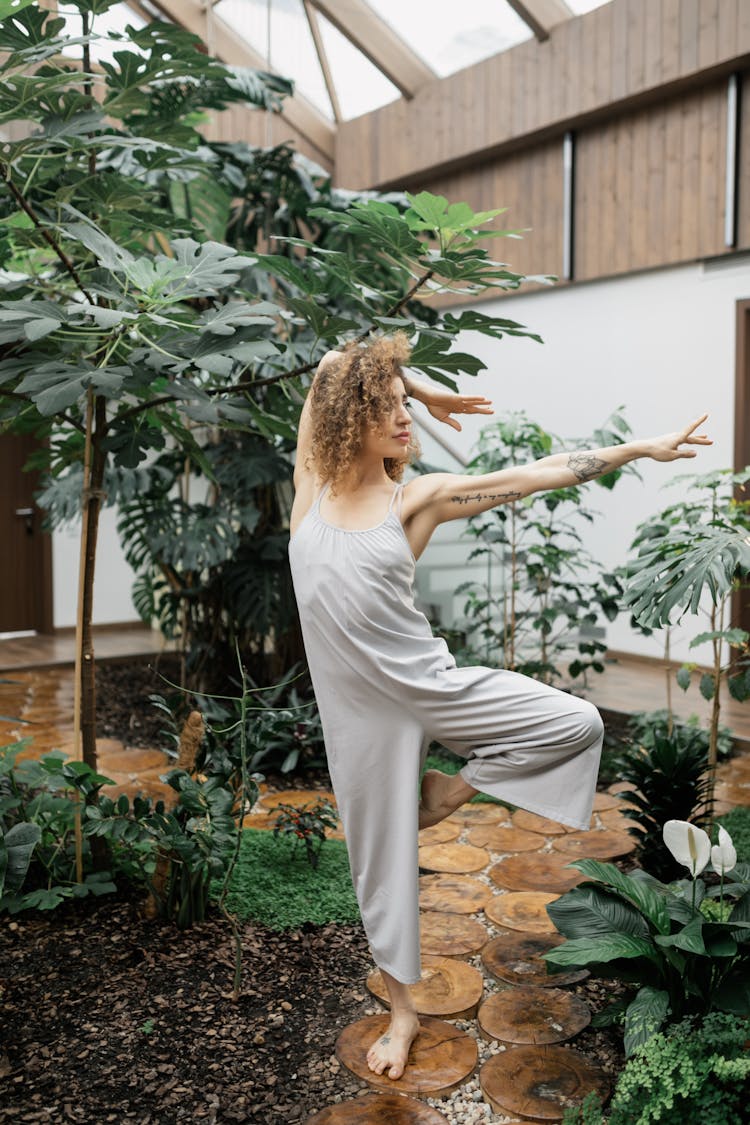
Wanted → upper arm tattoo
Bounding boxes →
[450,490,521,506]
[567,453,610,482]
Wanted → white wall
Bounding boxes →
[52,507,139,629]
[412,256,750,665]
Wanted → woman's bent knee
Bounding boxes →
[572,700,604,747]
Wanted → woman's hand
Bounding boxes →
[411,381,493,432]
[642,414,713,462]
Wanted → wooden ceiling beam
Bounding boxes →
[310,0,435,97]
[303,0,342,123]
[506,0,574,43]
[148,0,335,160]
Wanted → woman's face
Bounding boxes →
[361,375,412,462]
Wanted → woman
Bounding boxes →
[288,333,711,1081]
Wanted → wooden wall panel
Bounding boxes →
[574,83,727,281]
[335,0,750,190]
[422,141,565,292]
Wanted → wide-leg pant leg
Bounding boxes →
[414,665,604,830]
[324,708,425,985]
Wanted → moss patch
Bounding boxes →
[717,805,750,864]
[218,829,360,931]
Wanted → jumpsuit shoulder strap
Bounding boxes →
[388,481,405,518]
[313,481,330,511]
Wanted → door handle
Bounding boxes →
[15,507,34,534]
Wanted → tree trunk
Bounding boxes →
[80,396,107,771]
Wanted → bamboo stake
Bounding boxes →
[72,386,95,883]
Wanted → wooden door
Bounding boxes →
[735,299,750,640]
[0,434,53,634]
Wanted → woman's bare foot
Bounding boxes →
[366,1008,421,1080]
[419,769,478,829]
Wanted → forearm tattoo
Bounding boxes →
[567,453,610,482]
[450,491,521,505]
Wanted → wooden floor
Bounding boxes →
[0,629,748,747]
[0,625,175,672]
[582,653,750,748]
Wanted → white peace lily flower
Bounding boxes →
[711,825,737,875]
[663,819,711,877]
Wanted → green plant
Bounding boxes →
[627,709,734,761]
[615,723,714,880]
[0,742,116,912]
[216,828,360,930]
[718,807,750,864]
[271,799,338,869]
[544,847,750,1055]
[608,1012,750,1124]
[624,468,750,804]
[560,1013,750,1125]
[457,410,627,686]
[561,1091,606,1125]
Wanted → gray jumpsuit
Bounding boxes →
[288,480,604,984]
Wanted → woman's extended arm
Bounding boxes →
[412,415,712,524]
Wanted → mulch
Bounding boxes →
[1,659,628,1122]
[0,897,375,1124]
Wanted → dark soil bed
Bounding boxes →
[0,898,375,1124]
[0,660,629,1122]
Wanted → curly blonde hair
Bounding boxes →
[309,333,421,493]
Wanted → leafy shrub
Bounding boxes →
[615,723,714,879]
[544,857,750,1054]
[608,1012,750,1124]
[561,1013,750,1124]
[628,709,734,761]
[271,799,338,869]
[456,411,627,687]
[0,743,116,912]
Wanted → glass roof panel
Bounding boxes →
[215,0,334,119]
[369,0,533,78]
[316,12,401,121]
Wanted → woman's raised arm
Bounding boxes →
[415,414,712,525]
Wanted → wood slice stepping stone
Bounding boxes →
[552,829,636,859]
[336,1014,477,1097]
[466,824,546,853]
[447,802,510,827]
[305,1092,450,1123]
[481,932,588,988]
[418,821,461,846]
[367,955,484,1019]
[418,842,489,874]
[97,746,169,773]
[489,854,586,894]
[480,1044,609,1121]
[597,808,640,832]
[259,788,337,810]
[419,910,488,958]
[512,810,568,836]
[419,874,491,914]
[591,791,620,812]
[478,985,591,1045]
[485,891,559,934]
